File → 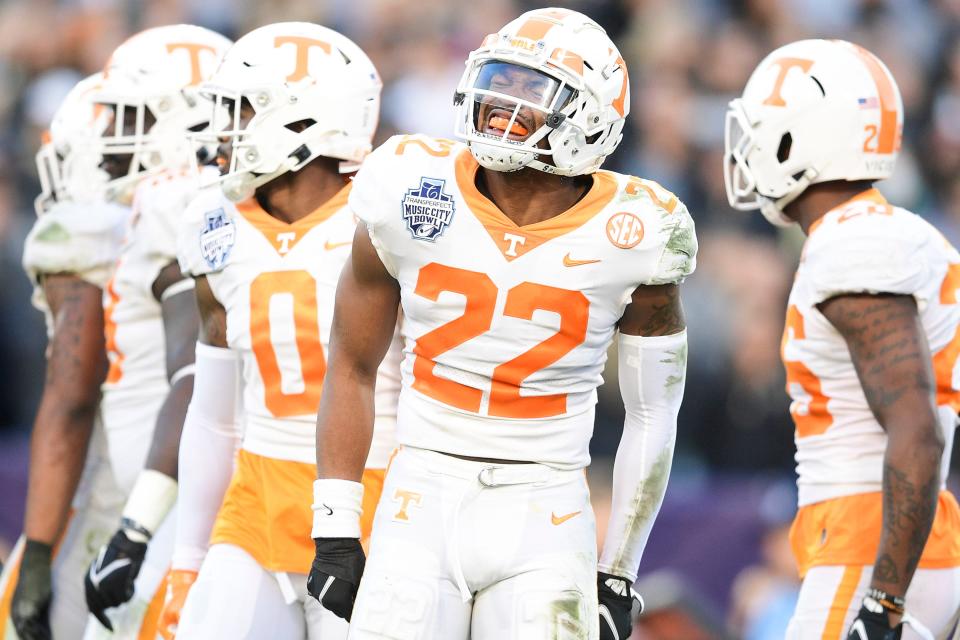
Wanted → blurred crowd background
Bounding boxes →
[1,0,959,637]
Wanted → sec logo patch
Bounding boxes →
[606,212,644,249]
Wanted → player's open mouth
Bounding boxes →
[485,109,531,140]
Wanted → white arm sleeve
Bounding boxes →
[598,330,687,582]
[171,342,242,571]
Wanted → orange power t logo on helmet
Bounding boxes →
[165,43,218,86]
[274,36,332,82]
[763,57,814,107]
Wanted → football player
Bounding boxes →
[172,22,398,639]
[725,40,960,639]
[307,8,696,640]
[79,25,231,639]
[0,74,130,640]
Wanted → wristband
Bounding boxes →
[122,470,178,537]
[865,587,906,615]
[311,479,364,539]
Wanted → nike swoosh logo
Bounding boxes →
[563,254,600,267]
[321,503,333,516]
[324,240,351,251]
[88,548,132,587]
[551,510,581,525]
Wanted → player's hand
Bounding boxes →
[11,540,54,640]
[84,527,148,630]
[846,603,903,639]
[158,569,198,640]
[306,537,365,621]
[598,572,644,640]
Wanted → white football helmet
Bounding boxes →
[34,73,112,215]
[201,22,382,202]
[725,39,903,226]
[94,24,232,201]
[454,8,629,176]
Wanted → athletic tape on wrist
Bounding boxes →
[122,469,178,536]
[311,479,364,539]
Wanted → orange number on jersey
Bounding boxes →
[782,305,833,438]
[395,136,457,157]
[934,262,960,412]
[412,263,589,419]
[103,276,124,384]
[249,270,326,418]
[489,282,589,418]
[412,263,496,412]
[625,177,678,214]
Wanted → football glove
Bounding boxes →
[11,540,53,640]
[84,523,149,630]
[598,572,644,640]
[306,537,365,622]
[158,569,198,640]
[846,596,935,640]
[847,603,902,640]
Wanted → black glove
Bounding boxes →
[11,539,53,640]
[306,537,365,622]
[847,603,903,640]
[598,572,644,640]
[84,525,148,630]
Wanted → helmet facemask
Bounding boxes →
[724,98,819,227]
[94,84,215,203]
[455,60,580,173]
[34,99,112,215]
[200,80,372,202]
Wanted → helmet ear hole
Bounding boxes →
[777,132,792,163]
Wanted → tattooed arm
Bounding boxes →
[25,274,108,545]
[819,293,943,608]
[619,283,685,337]
[11,274,107,639]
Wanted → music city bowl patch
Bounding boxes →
[402,177,455,242]
[200,207,237,270]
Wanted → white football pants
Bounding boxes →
[349,446,598,640]
[177,543,348,640]
[787,564,960,639]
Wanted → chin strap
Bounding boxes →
[759,166,821,227]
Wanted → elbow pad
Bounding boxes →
[599,331,687,581]
[171,343,242,571]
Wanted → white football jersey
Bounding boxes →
[101,168,207,442]
[22,200,129,333]
[178,185,401,466]
[351,134,697,469]
[784,189,960,506]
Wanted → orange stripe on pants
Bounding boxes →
[137,570,168,640]
[822,566,862,639]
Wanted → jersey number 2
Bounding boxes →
[412,262,589,419]
[249,270,326,418]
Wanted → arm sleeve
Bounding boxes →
[171,342,242,571]
[598,330,687,582]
